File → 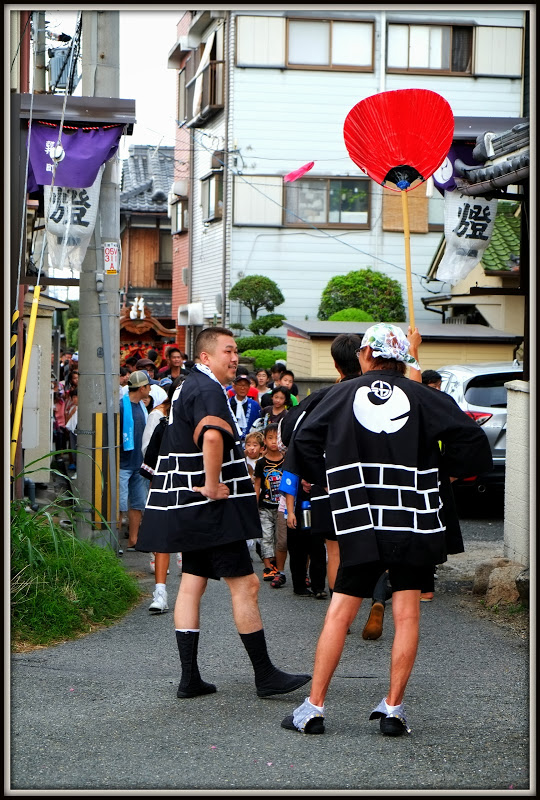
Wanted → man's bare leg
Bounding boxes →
[325,540,340,591]
[309,592,363,706]
[127,508,142,547]
[225,573,263,633]
[155,552,170,585]
[174,572,208,629]
[386,589,421,706]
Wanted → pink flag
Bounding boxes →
[283,162,314,183]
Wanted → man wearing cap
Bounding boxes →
[131,359,168,408]
[280,322,492,737]
[229,374,263,441]
[120,370,152,549]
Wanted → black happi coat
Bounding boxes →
[280,376,354,536]
[291,369,493,569]
[136,367,262,554]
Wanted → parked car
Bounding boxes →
[436,361,523,492]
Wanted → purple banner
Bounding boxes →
[432,143,475,194]
[28,123,123,188]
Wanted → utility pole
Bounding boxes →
[75,11,121,547]
[33,11,46,93]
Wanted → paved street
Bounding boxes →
[9,495,531,794]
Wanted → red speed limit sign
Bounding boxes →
[104,242,119,274]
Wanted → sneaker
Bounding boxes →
[263,565,278,581]
[312,591,328,600]
[149,587,168,614]
[271,572,286,588]
[294,588,313,597]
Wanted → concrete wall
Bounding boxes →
[503,380,530,566]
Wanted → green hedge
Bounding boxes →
[328,308,374,322]
[236,335,285,352]
[318,269,405,322]
[240,350,287,370]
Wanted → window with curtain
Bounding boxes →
[284,177,370,228]
[287,19,374,70]
[387,24,473,74]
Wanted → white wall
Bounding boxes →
[224,9,524,329]
[188,9,525,331]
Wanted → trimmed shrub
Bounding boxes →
[328,308,375,322]
[229,275,285,320]
[235,335,285,352]
[248,313,287,336]
[240,349,287,370]
[318,269,405,322]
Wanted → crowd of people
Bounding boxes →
[54,325,492,739]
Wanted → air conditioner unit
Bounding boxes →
[178,302,204,326]
[171,180,188,198]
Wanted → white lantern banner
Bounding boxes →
[436,190,498,284]
[44,164,104,272]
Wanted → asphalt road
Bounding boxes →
[9,492,531,794]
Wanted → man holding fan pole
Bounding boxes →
[280,323,492,735]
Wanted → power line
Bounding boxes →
[190,128,443,284]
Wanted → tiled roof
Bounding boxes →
[482,202,521,272]
[120,145,175,213]
[454,121,529,196]
[125,288,172,319]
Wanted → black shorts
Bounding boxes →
[182,539,254,581]
[334,561,434,599]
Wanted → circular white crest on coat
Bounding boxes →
[353,381,410,434]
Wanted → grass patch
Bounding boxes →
[11,499,141,650]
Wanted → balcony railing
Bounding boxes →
[185,61,224,128]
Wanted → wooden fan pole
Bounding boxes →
[400,189,415,330]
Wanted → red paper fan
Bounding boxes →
[343,89,454,192]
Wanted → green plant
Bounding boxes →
[235,335,285,352]
[229,275,285,320]
[240,349,287,369]
[328,308,375,322]
[318,269,405,322]
[248,313,287,336]
[10,499,141,649]
[65,317,79,349]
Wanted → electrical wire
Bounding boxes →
[10,12,31,74]
[190,127,434,282]
[31,12,83,286]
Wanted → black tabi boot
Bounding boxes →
[175,630,217,698]
[239,629,311,698]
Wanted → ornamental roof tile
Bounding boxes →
[482,201,521,272]
[120,144,175,214]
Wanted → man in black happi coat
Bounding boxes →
[280,323,492,737]
[136,327,310,700]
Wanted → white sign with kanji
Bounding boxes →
[104,242,119,274]
[436,190,498,284]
